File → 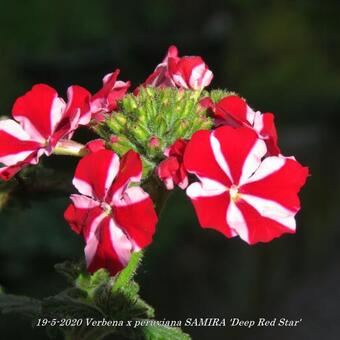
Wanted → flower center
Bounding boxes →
[101,202,112,215]
[229,185,240,202]
[42,137,53,154]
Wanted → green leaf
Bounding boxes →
[41,289,103,320]
[0,293,41,317]
[55,260,86,283]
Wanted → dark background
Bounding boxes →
[0,0,339,339]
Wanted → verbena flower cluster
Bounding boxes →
[0,46,308,276]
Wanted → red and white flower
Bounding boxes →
[202,95,280,155]
[184,126,308,244]
[142,45,213,90]
[0,84,91,180]
[90,69,130,121]
[157,139,188,190]
[143,45,179,88]
[168,54,213,90]
[64,149,158,275]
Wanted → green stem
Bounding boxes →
[114,175,170,287]
[113,251,144,291]
[53,139,88,157]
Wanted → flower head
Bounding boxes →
[90,69,130,121]
[142,45,213,91]
[184,126,308,244]
[0,84,90,180]
[213,95,280,155]
[64,149,158,275]
[157,139,188,190]
[143,45,179,88]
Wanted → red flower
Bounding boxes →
[143,45,179,88]
[64,149,158,275]
[0,84,90,180]
[157,139,188,190]
[85,139,106,153]
[142,45,213,90]
[184,126,308,244]
[212,95,280,155]
[91,69,130,121]
[168,55,213,90]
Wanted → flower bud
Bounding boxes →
[149,136,160,148]
[107,113,127,133]
[130,124,150,142]
[122,95,138,111]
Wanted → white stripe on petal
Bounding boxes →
[0,150,35,165]
[0,120,40,164]
[73,177,95,198]
[239,138,267,186]
[246,107,257,125]
[252,111,264,134]
[111,173,142,205]
[14,116,46,142]
[210,133,233,182]
[103,153,120,200]
[70,194,99,209]
[172,74,189,89]
[200,69,213,88]
[241,194,296,231]
[109,218,133,266]
[84,213,107,267]
[50,97,66,134]
[227,200,249,243]
[245,156,285,185]
[114,186,149,207]
[0,119,32,140]
[186,177,228,199]
[189,63,205,89]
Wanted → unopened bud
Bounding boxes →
[122,95,138,111]
[130,124,149,142]
[173,119,190,137]
[149,136,160,148]
[107,113,127,133]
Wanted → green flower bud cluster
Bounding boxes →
[94,87,233,176]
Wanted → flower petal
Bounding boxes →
[184,129,231,187]
[212,126,267,185]
[108,150,142,203]
[169,56,213,90]
[253,112,280,155]
[234,199,296,244]
[12,84,66,141]
[142,45,179,88]
[241,156,309,212]
[91,69,130,114]
[65,85,91,126]
[187,187,235,238]
[114,187,157,249]
[64,194,100,234]
[214,95,248,125]
[73,150,120,201]
[0,119,41,165]
[92,69,119,104]
[86,216,134,275]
